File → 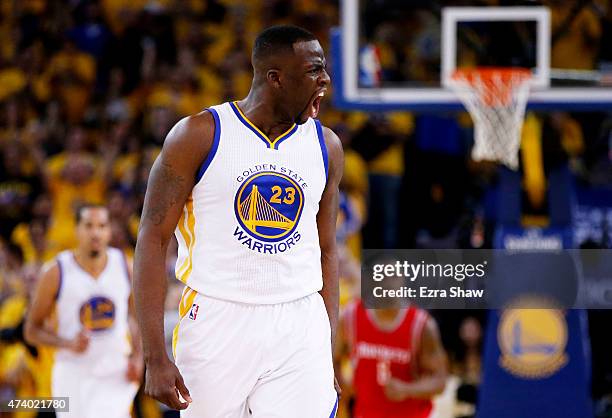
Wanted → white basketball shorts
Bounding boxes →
[52,358,138,418]
[173,290,338,418]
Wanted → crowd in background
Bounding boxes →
[0,0,611,417]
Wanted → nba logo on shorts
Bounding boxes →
[189,304,199,320]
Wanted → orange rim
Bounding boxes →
[451,67,531,106]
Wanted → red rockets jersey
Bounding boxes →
[346,301,432,418]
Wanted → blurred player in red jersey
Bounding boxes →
[336,295,447,418]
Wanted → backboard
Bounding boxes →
[332,0,612,111]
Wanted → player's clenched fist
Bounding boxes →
[145,357,192,410]
[68,330,90,353]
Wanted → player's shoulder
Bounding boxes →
[167,110,216,146]
[318,124,343,154]
[410,305,432,323]
[37,257,62,291]
[106,247,133,282]
[158,109,218,168]
[40,258,61,277]
[318,123,344,177]
[411,308,439,341]
[44,249,73,273]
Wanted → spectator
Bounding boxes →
[0,140,43,240]
[547,0,602,70]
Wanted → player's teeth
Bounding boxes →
[318,92,325,97]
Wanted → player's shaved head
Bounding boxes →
[245,24,328,124]
[252,25,317,73]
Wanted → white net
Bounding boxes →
[448,68,532,170]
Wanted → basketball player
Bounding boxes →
[335,299,447,418]
[133,25,342,417]
[24,205,143,418]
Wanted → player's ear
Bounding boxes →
[266,69,282,88]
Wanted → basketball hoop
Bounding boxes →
[448,68,532,170]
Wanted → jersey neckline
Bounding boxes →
[365,308,410,333]
[70,250,110,281]
[229,101,298,150]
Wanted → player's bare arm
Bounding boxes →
[125,258,144,382]
[317,125,344,393]
[333,304,354,396]
[333,309,348,386]
[133,111,214,410]
[317,126,344,345]
[24,262,89,352]
[384,317,448,401]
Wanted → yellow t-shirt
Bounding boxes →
[101,0,149,34]
[368,144,405,176]
[45,154,107,250]
[11,223,60,264]
[0,294,54,413]
[0,293,37,418]
[112,153,139,183]
[46,50,96,122]
[0,68,27,101]
[551,6,601,70]
[341,149,368,261]
[342,149,368,196]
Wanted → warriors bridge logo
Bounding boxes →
[233,170,304,253]
[79,296,116,331]
[498,308,568,379]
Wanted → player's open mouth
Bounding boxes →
[309,90,326,118]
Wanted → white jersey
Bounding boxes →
[53,248,132,374]
[174,101,329,304]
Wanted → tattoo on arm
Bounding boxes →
[144,162,187,226]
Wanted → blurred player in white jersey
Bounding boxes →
[25,205,143,418]
[134,25,343,417]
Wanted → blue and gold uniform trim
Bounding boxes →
[329,395,338,418]
[176,195,196,284]
[55,259,63,301]
[314,119,329,180]
[196,107,221,183]
[230,101,298,150]
[172,286,198,358]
